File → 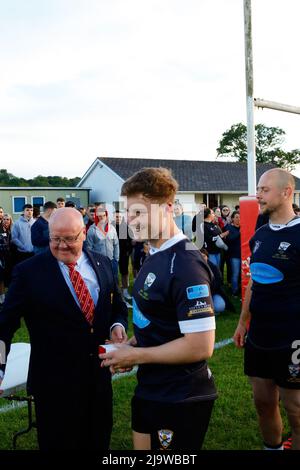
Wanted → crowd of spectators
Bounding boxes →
[2,196,297,314]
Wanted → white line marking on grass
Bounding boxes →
[0,338,234,414]
[112,338,234,381]
[0,401,27,414]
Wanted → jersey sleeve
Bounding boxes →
[171,254,215,334]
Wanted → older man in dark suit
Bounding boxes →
[0,208,128,450]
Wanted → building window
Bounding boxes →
[31,196,45,209]
[206,194,220,209]
[12,197,27,214]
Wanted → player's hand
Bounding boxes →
[220,230,229,238]
[127,336,137,346]
[233,322,247,348]
[107,336,137,375]
[100,344,138,370]
[110,325,128,344]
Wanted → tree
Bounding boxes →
[0,169,15,185]
[217,122,300,171]
[29,175,50,187]
[0,170,81,187]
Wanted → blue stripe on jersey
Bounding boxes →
[133,298,151,329]
[250,262,284,284]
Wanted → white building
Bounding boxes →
[77,157,300,211]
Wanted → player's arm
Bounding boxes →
[101,256,215,369]
[100,330,214,370]
[233,279,252,348]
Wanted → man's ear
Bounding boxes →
[285,186,293,199]
[164,202,174,213]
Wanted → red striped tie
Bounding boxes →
[67,263,95,324]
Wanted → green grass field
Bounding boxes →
[0,298,290,450]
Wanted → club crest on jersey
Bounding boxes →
[278,242,290,252]
[252,240,262,254]
[273,241,291,260]
[289,364,300,378]
[158,429,174,449]
[144,273,156,291]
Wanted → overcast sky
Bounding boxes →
[1,0,300,180]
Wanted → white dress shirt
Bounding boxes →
[58,252,100,308]
[58,252,124,333]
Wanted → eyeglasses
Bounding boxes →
[49,228,84,246]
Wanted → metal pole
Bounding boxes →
[244,0,256,196]
[254,98,300,115]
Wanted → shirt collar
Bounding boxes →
[149,231,187,255]
[58,252,86,269]
[269,216,300,231]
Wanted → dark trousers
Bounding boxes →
[220,251,232,284]
[34,380,113,451]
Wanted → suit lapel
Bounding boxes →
[84,249,109,311]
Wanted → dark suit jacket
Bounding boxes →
[0,248,128,450]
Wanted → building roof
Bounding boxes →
[0,186,91,190]
[99,157,300,192]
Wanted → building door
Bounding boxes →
[207,194,219,208]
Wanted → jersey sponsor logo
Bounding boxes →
[144,273,156,290]
[132,298,151,328]
[138,289,149,300]
[252,240,262,254]
[158,429,174,449]
[188,300,213,316]
[250,262,284,284]
[186,284,209,300]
